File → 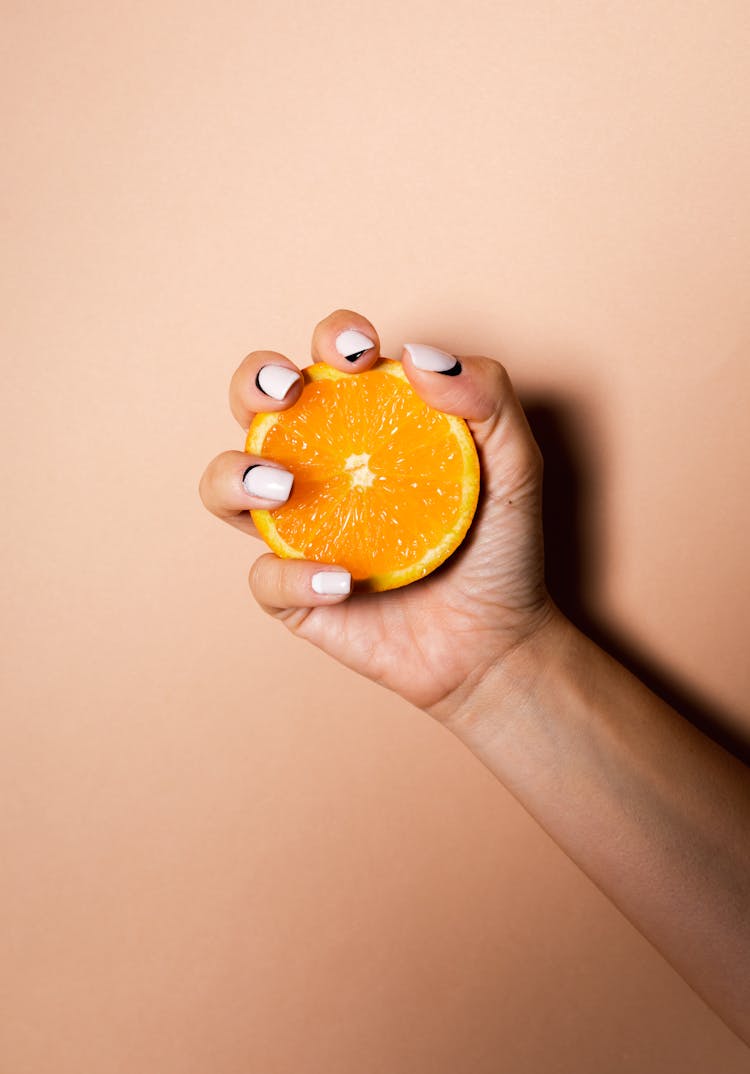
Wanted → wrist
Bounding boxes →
[435,602,576,747]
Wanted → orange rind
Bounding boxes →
[245,358,480,592]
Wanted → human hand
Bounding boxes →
[199,309,558,719]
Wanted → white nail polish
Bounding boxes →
[311,570,352,595]
[335,329,375,362]
[256,364,300,400]
[242,465,293,502]
[403,343,458,373]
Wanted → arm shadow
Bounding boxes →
[521,394,750,767]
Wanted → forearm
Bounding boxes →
[442,610,750,1044]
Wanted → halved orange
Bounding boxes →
[245,357,480,592]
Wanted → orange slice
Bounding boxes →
[245,358,480,592]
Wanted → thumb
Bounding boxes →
[400,343,543,507]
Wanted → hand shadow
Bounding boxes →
[522,395,750,767]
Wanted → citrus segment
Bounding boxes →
[245,358,480,592]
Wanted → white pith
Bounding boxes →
[344,452,376,490]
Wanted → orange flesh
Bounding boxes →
[247,361,480,589]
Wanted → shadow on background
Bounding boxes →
[522,395,750,767]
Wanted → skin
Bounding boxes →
[199,308,750,1046]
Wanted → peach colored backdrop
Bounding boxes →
[2,2,749,1071]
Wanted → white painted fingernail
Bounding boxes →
[311,570,352,595]
[242,464,293,502]
[256,364,301,400]
[403,343,459,373]
[335,329,376,363]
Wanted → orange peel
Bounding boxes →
[245,358,480,592]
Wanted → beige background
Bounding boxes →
[2,2,749,1071]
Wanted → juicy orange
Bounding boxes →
[245,358,480,592]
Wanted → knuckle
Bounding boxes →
[469,359,511,418]
[198,458,219,509]
[248,553,287,604]
[230,357,254,397]
[248,553,270,593]
[199,452,238,512]
[516,434,544,481]
[490,359,512,394]
[248,555,298,618]
[211,450,235,479]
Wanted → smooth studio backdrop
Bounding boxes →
[2,2,749,1071]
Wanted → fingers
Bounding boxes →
[229,350,304,430]
[310,308,381,371]
[249,554,352,617]
[198,450,294,536]
[400,342,543,490]
[217,317,540,548]
[227,309,381,431]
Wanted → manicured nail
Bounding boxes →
[403,343,461,375]
[335,329,376,363]
[311,569,352,595]
[256,364,301,400]
[242,464,293,502]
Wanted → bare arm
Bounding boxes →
[201,308,750,1046]
[438,608,750,1045]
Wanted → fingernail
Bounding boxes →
[256,364,301,401]
[311,569,352,595]
[242,464,293,502]
[335,329,376,363]
[403,343,461,375]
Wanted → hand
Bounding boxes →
[199,308,558,717]
[202,310,750,1046]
